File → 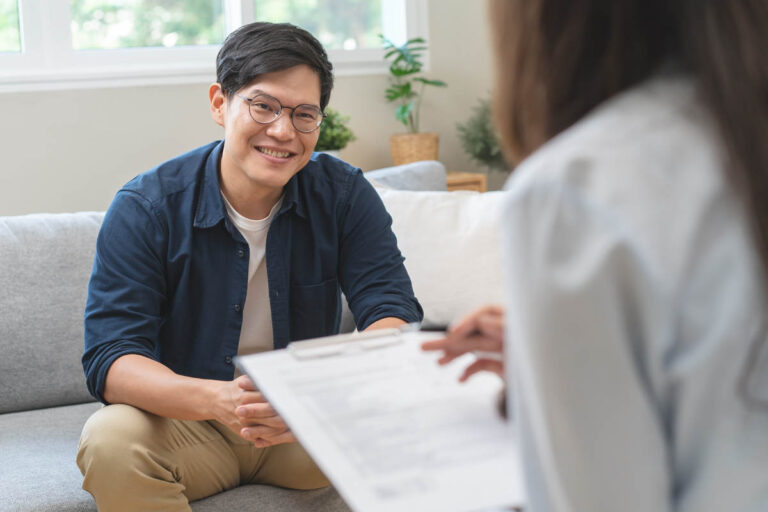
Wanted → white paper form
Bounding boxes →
[236,330,524,512]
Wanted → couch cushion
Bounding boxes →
[191,484,350,512]
[376,189,507,328]
[0,402,350,512]
[0,212,104,413]
[365,160,448,191]
[0,402,102,511]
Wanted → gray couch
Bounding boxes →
[0,161,448,512]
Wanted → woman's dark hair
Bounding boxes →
[490,0,768,285]
[216,22,334,110]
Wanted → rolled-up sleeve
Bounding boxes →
[338,172,423,329]
[83,190,167,403]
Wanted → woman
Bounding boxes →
[424,1,768,510]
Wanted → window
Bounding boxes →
[255,0,382,51]
[0,0,426,92]
[70,0,227,50]
[0,0,21,53]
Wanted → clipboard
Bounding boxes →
[235,328,525,512]
[286,322,420,360]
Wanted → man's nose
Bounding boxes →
[265,111,296,140]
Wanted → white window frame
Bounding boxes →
[0,0,428,93]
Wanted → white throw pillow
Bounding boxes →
[376,188,507,328]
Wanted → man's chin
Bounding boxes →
[246,169,300,190]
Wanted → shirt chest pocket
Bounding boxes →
[289,277,340,341]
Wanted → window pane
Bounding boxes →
[71,0,226,50]
[0,0,21,53]
[255,0,382,50]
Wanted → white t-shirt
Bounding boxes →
[221,193,283,357]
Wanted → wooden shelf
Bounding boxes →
[446,172,487,192]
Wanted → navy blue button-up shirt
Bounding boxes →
[83,141,422,403]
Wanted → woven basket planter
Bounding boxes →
[389,132,439,165]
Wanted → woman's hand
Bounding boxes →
[421,305,506,382]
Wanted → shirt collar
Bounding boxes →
[193,141,228,229]
[279,169,308,219]
[193,140,309,228]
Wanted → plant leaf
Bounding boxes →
[395,101,413,126]
[395,102,414,126]
[414,78,448,87]
[390,67,421,77]
[385,82,413,101]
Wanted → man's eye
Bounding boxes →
[253,102,273,111]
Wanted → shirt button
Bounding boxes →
[234,304,242,312]
[225,356,233,364]
[237,248,245,258]
[273,290,279,298]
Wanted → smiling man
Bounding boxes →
[77,22,422,511]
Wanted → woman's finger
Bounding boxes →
[459,359,504,382]
[449,305,504,338]
[436,333,503,358]
[476,309,505,340]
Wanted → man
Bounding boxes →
[77,22,422,511]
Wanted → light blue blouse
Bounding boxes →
[502,75,768,512]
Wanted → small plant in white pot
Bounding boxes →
[315,107,356,158]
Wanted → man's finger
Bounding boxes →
[240,425,294,444]
[236,402,277,418]
[239,413,288,429]
[235,375,256,390]
[235,391,266,406]
[240,425,284,439]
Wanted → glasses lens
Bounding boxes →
[292,105,323,133]
[249,94,280,123]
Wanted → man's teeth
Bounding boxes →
[258,147,290,158]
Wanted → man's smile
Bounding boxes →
[254,146,296,158]
[255,146,296,160]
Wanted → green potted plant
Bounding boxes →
[315,107,356,158]
[380,35,447,165]
[456,97,510,173]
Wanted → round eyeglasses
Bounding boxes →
[236,93,326,133]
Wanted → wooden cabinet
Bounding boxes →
[446,172,487,192]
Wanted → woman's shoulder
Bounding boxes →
[501,73,740,294]
[506,74,723,202]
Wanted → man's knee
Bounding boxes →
[77,404,160,476]
[257,442,330,490]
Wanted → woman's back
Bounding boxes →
[502,74,768,511]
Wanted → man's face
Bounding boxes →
[211,64,322,195]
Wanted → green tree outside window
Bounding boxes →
[0,0,21,53]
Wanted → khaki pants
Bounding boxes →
[76,404,329,512]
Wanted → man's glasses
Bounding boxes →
[236,93,326,133]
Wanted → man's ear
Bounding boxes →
[209,83,227,128]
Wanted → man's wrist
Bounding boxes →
[364,316,407,331]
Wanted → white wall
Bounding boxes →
[0,0,499,216]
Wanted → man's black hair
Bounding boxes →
[216,22,334,110]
